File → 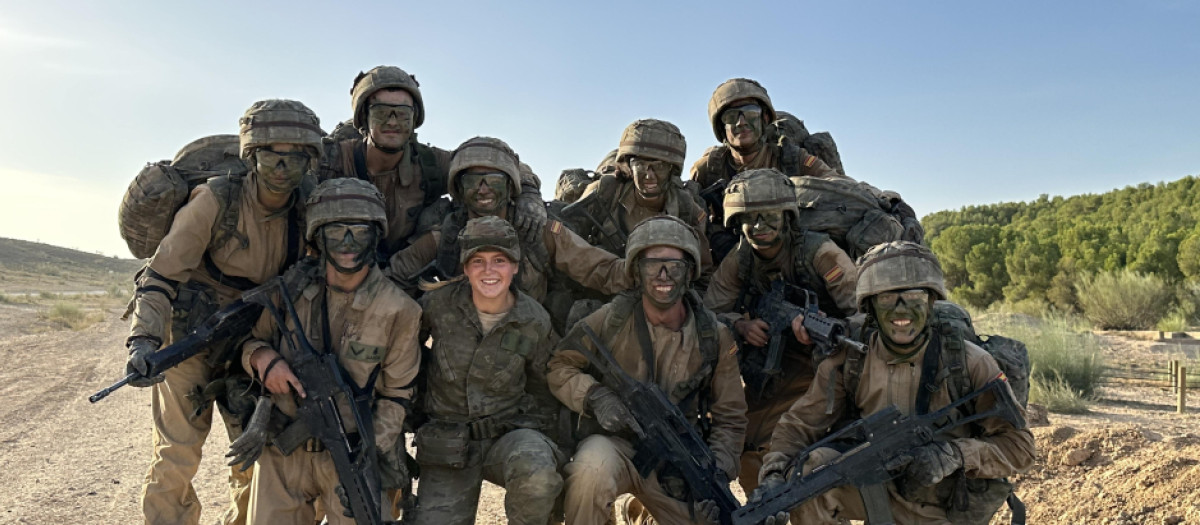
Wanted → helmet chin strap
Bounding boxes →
[320,231,378,274]
[367,133,406,155]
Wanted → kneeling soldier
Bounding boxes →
[412,216,564,525]
[548,216,747,525]
[237,178,421,524]
[755,242,1034,524]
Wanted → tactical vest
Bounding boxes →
[731,228,838,317]
[704,140,806,184]
[562,174,702,256]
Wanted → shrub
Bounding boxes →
[1076,270,1173,330]
[976,312,1105,404]
[1030,376,1090,414]
[46,302,100,330]
[1157,309,1189,332]
[0,293,11,304]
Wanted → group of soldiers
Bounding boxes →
[119,65,1036,525]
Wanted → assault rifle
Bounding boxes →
[698,179,729,225]
[89,299,262,403]
[577,323,741,524]
[243,276,384,525]
[751,279,865,379]
[731,378,1026,525]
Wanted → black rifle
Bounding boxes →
[243,276,384,525]
[731,378,1026,525]
[576,323,741,524]
[699,179,729,225]
[558,188,627,254]
[751,279,866,380]
[89,299,262,403]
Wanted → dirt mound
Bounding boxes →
[1005,424,1200,524]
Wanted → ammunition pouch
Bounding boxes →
[170,281,240,367]
[414,420,470,469]
[944,477,1014,525]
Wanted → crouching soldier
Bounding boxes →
[412,216,564,525]
[548,216,747,525]
[702,168,858,494]
[236,178,422,524]
[754,242,1035,524]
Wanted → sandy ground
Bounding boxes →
[1,302,1198,524]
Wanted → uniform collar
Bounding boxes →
[301,266,382,312]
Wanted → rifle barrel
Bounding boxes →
[89,373,136,403]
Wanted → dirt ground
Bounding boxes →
[0,300,1198,524]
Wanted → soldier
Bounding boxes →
[123,99,319,525]
[236,178,421,524]
[387,136,633,328]
[547,216,747,525]
[702,168,858,494]
[691,78,846,264]
[317,65,546,267]
[754,241,1035,524]
[412,216,564,525]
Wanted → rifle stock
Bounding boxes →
[731,378,1025,525]
[576,323,741,524]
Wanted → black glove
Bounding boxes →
[657,462,689,501]
[378,445,411,492]
[898,441,962,489]
[586,385,642,435]
[747,471,789,525]
[226,397,273,471]
[693,499,720,525]
[125,336,164,387]
[335,484,355,518]
[514,190,548,238]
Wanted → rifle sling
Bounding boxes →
[859,482,896,524]
[633,301,656,381]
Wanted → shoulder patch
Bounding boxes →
[347,341,385,363]
[823,266,845,283]
[804,155,817,168]
[727,342,738,356]
[550,220,563,234]
[996,371,1008,382]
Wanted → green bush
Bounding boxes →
[46,301,99,330]
[1156,309,1189,332]
[1076,270,1173,329]
[0,293,11,304]
[1030,376,1090,414]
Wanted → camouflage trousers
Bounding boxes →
[413,428,563,525]
[563,435,704,525]
[141,350,251,525]
[247,444,391,525]
[787,447,953,524]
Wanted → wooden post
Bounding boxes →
[1170,360,1178,393]
[1179,366,1188,414]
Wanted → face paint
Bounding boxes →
[366,102,414,153]
[637,257,690,309]
[872,289,932,348]
[740,210,785,250]
[722,103,765,150]
[255,148,310,194]
[628,156,673,198]
[462,171,511,216]
[320,222,377,274]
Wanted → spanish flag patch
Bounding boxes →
[823,266,844,283]
[550,220,563,234]
[804,155,817,168]
[727,343,738,356]
[996,371,1008,382]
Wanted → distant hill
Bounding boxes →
[923,175,1200,310]
[0,237,143,293]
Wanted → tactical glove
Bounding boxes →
[585,385,642,435]
[378,445,411,492]
[514,189,548,239]
[226,397,273,471]
[693,499,721,525]
[126,336,164,387]
[898,441,962,489]
[748,470,789,525]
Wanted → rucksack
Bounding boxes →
[763,113,846,176]
[792,177,910,260]
[118,135,250,259]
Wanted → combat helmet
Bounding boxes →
[616,119,687,175]
[304,178,388,241]
[624,216,703,282]
[459,216,521,264]
[722,168,799,227]
[350,65,425,131]
[448,137,522,201]
[707,78,777,142]
[855,241,947,312]
[238,99,324,159]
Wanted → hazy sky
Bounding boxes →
[1,1,1197,258]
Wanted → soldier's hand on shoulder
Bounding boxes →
[514,191,548,237]
[735,318,771,347]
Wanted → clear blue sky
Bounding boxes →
[1,1,1197,257]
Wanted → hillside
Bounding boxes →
[923,175,1200,310]
[0,237,142,293]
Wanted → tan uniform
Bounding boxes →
[702,232,857,494]
[766,333,1036,524]
[690,141,845,190]
[547,299,747,525]
[130,173,305,525]
[240,267,421,524]
[389,217,632,304]
[413,281,563,525]
[574,178,713,273]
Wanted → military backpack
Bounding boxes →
[792,176,915,260]
[118,134,250,259]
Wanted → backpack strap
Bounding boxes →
[411,140,446,206]
[731,239,754,313]
[779,140,802,177]
[914,329,945,415]
[206,175,248,252]
[835,318,872,417]
[434,211,466,279]
[351,140,370,182]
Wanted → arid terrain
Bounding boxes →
[0,238,1197,524]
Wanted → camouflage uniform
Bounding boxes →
[547,217,747,525]
[239,179,422,524]
[761,242,1035,524]
[126,100,318,525]
[387,137,633,318]
[317,66,545,265]
[691,79,846,265]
